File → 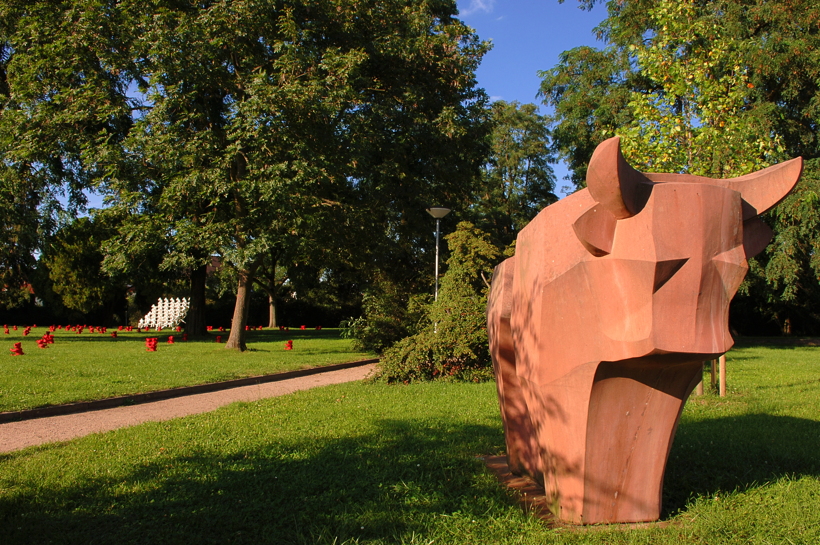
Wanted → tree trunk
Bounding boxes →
[268,293,278,329]
[185,263,208,338]
[225,266,256,351]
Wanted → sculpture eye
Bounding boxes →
[653,258,688,293]
[573,205,617,257]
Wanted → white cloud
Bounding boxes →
[460,0,495,17]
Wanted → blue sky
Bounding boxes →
[456,0,607,104]
[456,0,609,188]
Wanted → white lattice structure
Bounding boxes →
[138,297,190,330]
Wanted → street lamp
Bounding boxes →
[426,206,451,301]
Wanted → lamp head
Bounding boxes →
[426,206,451,219]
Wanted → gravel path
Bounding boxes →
[0,363,376,453]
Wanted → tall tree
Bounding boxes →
[538,44,638,187]
[1,0,489,342]
[254,247,292,329]
[39,216,125,321]
[0,0,134,309]
[471,100,557,246]
[614,0,784,177]
[97,0,489,350]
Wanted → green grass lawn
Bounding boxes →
[1,340,819,544]
[0,327,374,412]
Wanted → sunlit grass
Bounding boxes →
[1,340,819,543]
[0,327,373,412]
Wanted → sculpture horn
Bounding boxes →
[719,157,803,219]
[586,137,653,219]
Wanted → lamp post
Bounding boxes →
[426,206,451,301]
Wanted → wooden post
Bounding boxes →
[695,362,704,396]
[710,358,717,391]
[719,354,727,397]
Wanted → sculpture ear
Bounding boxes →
[586,137,654,219]
[743,216,773,258]
[573,205,618,256]
[720,157,802,219]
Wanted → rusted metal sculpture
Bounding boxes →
[487,137,802,524]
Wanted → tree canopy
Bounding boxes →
[1,0,491,345]
[470,100,556,247]
[40,216,123,318]
[1,0,133,308]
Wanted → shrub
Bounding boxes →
[341,279,429,354]
[374,222,501,382]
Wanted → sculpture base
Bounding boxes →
[483,455,672,529]
[484,455,556,524]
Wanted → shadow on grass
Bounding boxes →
[0,419,509,545]
[663,413,820,517]
[3,412,818,543]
